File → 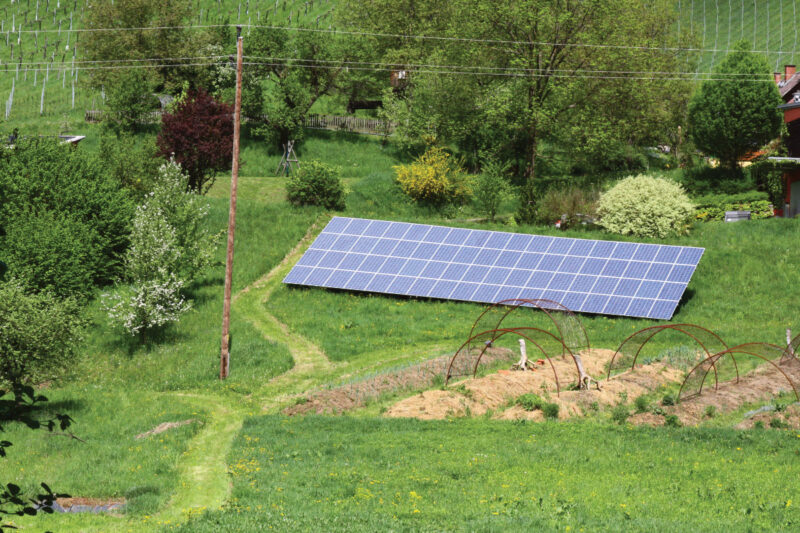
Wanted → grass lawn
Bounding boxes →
[171,415,800,532]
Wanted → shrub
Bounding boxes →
[473,158,512,222]
[394,146,472,207]
[679,166,752,196]
[704,405,717,418]
[156,88,233,193]
[664,414,682,427]
[0,138,134,287]
[611,404,630,425]
[536,185,600,227]
[693,191,773,222]
[516,393,544,412]
[661,394,676,406]
[0,280,86,384]
[2,209,99,300]
[104,161,215,338]
[285,160,346,210]
[634,395,650,414]
[541,402,560,420]
[597,175,694,238]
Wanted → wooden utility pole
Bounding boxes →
[220,26,243,379]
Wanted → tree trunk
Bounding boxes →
[517,136,538,223]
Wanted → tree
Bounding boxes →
[82,0,212,92]
[103,69,160,136]
[104,160,216,339]
[156,89,233,192]
[247,27,353,148]
[688,42,783,169]
[342,0,691,222]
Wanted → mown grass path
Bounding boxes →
[124,218,335,531]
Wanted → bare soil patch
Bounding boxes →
[630,358,800,427]
[385,350,684,420]
[283,347,515,415]
[51,497,125,514]
[135,419,198,440]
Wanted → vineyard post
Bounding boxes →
[220,26,244,379]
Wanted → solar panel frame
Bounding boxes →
[283,217,705,320]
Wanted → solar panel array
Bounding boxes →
[283,217,704,320]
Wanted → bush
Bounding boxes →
[661,394,676,406]
[693,191,773,222]
[394,146,472,207]
[597,175,695,238]
[0,138,134,288]
[285,160,346,210]
[611,404,630,425]
[516,393,544,412]
[536,185,600,227]
[0,280,86,384]
[634,395,650,414]
[2,209,100,300]
[541,402,560,420]
[679,166,752,196]
[104,161,215,338]
[664,414,682,427]
[473,158,512,222]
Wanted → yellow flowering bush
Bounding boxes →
[394,146,472,206]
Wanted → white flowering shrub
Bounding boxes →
[597,175,695,238]
[103,160,217,337]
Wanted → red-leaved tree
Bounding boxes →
[157,89,233,193]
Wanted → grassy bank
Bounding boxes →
[172,415,800,532]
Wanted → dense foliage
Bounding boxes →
[597,175,695,238]
[0,138,134,297]
[0,280,86,385]
[104,161,216,337]
[157,89,233,193]
[688,42,783,169]
[693,191,773,222]
[472,158,512,222]
[286,161,346,210]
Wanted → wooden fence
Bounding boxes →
[85,110,395,136]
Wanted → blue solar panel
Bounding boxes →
[283,217,704,320]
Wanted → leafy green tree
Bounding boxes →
[102,69,160,136]
[688,42,783,169]
[82,0,221,92]
[248,27,354,148]
[343,0,690,222]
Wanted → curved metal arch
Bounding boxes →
[445,326,575,395]
[467,298,590,356]
[606,324,731,381]
[678,343,799,402]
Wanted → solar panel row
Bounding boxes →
[283,217,704,320]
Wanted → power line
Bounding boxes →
[6,21,800,57]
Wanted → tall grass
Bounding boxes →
[172,415,800,532]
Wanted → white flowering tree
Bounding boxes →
[104,160,217,339]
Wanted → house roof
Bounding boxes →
[780,73,800,99]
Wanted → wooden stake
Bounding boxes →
[220,26,243,379]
